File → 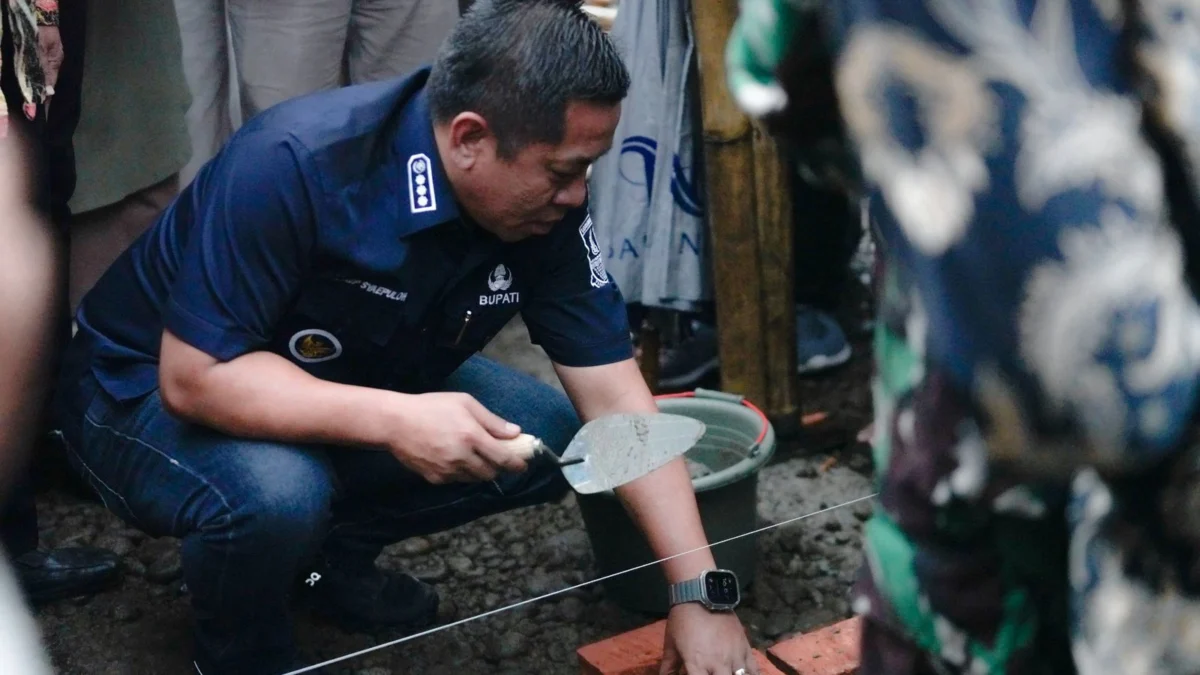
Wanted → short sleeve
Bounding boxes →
[162,130,319,362]
[522,205,634,367]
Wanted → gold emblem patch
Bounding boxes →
[288,329,342,363]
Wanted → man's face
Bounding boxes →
[442,101,621,242]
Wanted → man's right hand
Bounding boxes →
[381,392,529,484]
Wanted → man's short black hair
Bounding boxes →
[427,0,631,159]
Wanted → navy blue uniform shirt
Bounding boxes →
[62,68,633,402]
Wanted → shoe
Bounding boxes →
[657,320,720,390]
[796,305,851,374]
[301,559,439,634]
[12,547,121,605]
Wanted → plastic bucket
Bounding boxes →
[575,388,776,615]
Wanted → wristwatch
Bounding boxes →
[668,569,741,611]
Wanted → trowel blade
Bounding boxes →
[559,413,706,494]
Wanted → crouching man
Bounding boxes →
[52,1,759,673]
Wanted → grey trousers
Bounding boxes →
[173,0,458,185]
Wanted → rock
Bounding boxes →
[558,596,584,622]
[509,542,527,558]
[111,603,141,623]
[355,668,391,675]
[526,571,561,596]
[124,559,147,578]
[484,593,500,608]
[802,563,822,580]
[834,532,853,545]
[823,520,842,532]
[71,595,93,607]
[146,547,183,584]
[483,631,527,662]
[764,611,795,639]
[118,528,147,544]
[795,464,818,478]
[447,555,474,576]
[93,534,135,558]
[809,588,825,606]
[537,529,589,569]
[437,597,458,622]
[817,559,834,576]
[854,503,873,521]
[459,541,481,557]
[411,556,448,583]
[848,453,871,471]
[397,538,432,556]
[786,557,804,576]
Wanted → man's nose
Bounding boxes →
[552,175,588,209]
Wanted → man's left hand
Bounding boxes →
[37,25,63,100]
[660,603,758,675]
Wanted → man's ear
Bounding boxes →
[445,112,493,169]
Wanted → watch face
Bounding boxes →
[704,570,739,605]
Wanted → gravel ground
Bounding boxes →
[31,317,875,674]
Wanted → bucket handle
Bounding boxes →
[654,388,771,457]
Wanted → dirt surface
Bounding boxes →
[31,318,875,675]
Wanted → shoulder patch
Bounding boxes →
[578,214,609,289]
[407,153,437,214]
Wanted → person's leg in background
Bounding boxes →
[172,0,234,187]
[789,164,857,374]
[0,0,120,605]
[346,0,459,84]
[298,354,578,629]
[226,0,351,122]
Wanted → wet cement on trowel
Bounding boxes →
[563,414,703,493]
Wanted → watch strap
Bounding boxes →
[668,576,707,607]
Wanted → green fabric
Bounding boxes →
[69,0,190,213]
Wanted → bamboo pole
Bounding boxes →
[692,0,799,426]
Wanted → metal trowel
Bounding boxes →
[497,413,706,494]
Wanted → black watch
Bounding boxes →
[668,569,741,611]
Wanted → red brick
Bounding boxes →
[577,620,785,675]
[766,617,861,675]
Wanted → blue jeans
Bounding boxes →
[54,355,578,673]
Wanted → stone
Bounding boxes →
[111,603,142,623]
[795,464,818,478]
[93,534,135,558]
[483,630,528,662]
[824,520,843,532]
[818,559,834,576]
[835,532,853,545]
[764,611,795,639]
[123,559,146,578]
[809,588,825,606]
[146,548,183,584]
[447,555,473,576]
[397,537,432,556]
[355,668,391,675]
[558,596,584,622]
[526,571,561,596]
[411,556,449,583]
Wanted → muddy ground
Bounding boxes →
[30,316,875,675]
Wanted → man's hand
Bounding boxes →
[660,604,758,675]
[381,392,529,484]
[36,26,63,99]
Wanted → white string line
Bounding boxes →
[282,491,878,675]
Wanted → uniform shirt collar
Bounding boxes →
[391,84,461,234]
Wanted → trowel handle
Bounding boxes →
[495,433,548,460]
